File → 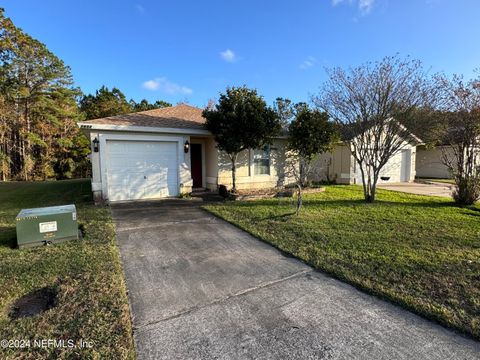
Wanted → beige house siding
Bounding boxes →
[203,137,219,191]
[310,144,353,184]
[216,139,294,190]
[416,146,453,179]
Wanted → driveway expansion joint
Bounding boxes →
[135,268,313,332]
[115,218,220,232]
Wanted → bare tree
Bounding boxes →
[314,56,432,202]
[437,73,480,205]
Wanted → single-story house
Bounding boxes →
[78,104,293,202]
[415,145,454,179]
[310,126,422,185]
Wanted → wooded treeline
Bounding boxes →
[0,9,170,181]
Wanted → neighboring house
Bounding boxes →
[415,145,454,179]
[78,104,292,202]
[310,126,421,185]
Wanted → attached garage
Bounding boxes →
[106,140,179,201]
[77,104,214,203]
[92,132,192,202]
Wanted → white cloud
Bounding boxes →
[331,0,375,15]
[300,56,317,70]
[358,0,374,14]
[220,49,238,63]
[142,77,193,95]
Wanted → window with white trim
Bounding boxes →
[253,147,271,175]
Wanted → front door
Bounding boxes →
[190,143,203,188]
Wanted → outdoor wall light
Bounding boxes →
[184,140,190,153]
[92,137,99,153]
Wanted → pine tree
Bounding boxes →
[0,8,89,180]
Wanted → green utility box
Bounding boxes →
[16,204,79,248]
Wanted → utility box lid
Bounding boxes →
[16,205,77,219]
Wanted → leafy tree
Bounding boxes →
[0,8,88,180]
[131,99,171,112]
[203,86,281,192]
[287,103,338,187]
[314,55,434,202]
[80,87,172,120]
[80,86,132,120]
[273,97,295,126]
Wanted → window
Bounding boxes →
[253,147,270,175]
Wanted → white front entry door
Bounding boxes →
[106,140,179,201]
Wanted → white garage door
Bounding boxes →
[355,149,411,184]
[106,140,178,201]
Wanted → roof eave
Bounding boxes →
[78,122,288,139]
[77,122,211,136]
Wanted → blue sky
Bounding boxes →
[3,0,480,107]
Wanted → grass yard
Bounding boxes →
[0,180,135,359]
[205,185,480,340]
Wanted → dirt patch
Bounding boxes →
[9,287,57,319]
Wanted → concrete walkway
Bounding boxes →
[378,182,454,198]
[112,200,479,360]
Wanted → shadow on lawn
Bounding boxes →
[303,199,457,209]
[228,198,457,210]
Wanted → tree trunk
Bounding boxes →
[295,183,303,215]
[359,166,368,201]
[299,159,306,187]
[362,166,378,203]
[21,138,27,181]
[368,172,379,203]
[230,153,238,193]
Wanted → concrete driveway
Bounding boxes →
[378,182,454,198]
[112,200,479,360]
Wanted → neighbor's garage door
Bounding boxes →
[106,140,178,201]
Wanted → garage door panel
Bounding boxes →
[106,140,179,201]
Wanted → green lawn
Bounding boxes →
[205,185,480,340]
[0,180,135,359]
